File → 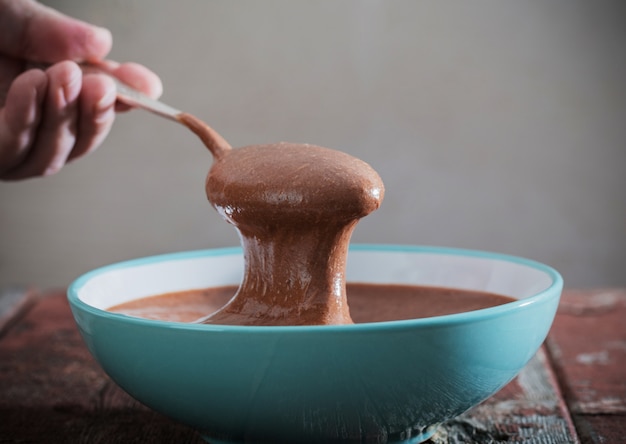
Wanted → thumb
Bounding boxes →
[0,0,112,63]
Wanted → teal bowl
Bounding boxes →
[67,245,562,444]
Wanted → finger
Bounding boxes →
[67,73,116,161]
[2,61,81,180]
[0,68,47,179]
[112,62,163,112]
[0,0,112,63]
[112,62,163,99]
[77,60,163,112]
[0,54,25,107]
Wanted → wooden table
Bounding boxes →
[1,288,624,443]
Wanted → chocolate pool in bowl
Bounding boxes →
[67,245,562,444]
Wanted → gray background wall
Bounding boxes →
[1,0,624,289]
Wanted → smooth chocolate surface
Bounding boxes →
[108,284,516,323]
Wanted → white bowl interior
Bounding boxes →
[76,248,554,311]
[346,250,553,297]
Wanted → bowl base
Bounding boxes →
[201,424,439,444]
[389,424,439,444]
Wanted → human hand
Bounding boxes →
[0,0,162,180]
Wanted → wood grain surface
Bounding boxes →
[546,289,626,444]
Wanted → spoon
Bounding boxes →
[34,62,232,158]
[80,64,231,158]
[75,63,181,121]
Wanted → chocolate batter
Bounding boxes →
[201,142,384,325]
[109,284,515,324]
[175,112,384,326]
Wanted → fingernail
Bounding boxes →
[96,85,116,112]
[63,67,82,103]
[91,26,113,54]
[94,25,111,38]
[93,104,115,127]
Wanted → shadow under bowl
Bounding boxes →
[67,244,562,444]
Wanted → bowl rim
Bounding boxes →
[67,244,563,333]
